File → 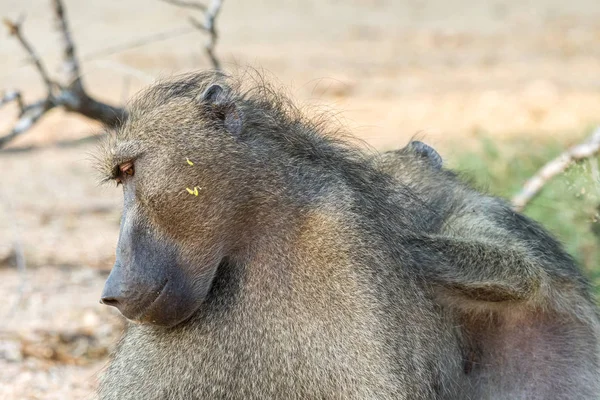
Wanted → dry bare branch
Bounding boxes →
[511,127,600,212]
[52,0,83,92]
[164,0,223,70]
[1,90,24,112]
[0,0,127,148]
[0,101,53,148]
[3,18,55,93]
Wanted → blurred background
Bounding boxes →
[0,0,599,398]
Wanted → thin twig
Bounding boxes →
[511,127,600,212]
[9,237,28,318]
[161,0,207,11]
[0,102,53,147]
[88,60,155,83]
[203,0,222,70]
[0,90,24,112]
[164,0,223,70]
[3,18,55,93]
[189,16,208,31]
[0,0,128,148]
[81,26,194,61]
[51,0,83,92]
[3,199,28,319]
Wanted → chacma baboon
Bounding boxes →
[95,71,599,399]
[375,141,600,399]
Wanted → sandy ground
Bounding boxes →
[0,0,599,398]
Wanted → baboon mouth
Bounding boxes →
[134,279,169,322]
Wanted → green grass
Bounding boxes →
[447,131,600,296]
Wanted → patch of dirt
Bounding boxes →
[0,265,124,400]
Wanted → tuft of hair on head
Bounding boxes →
[92,128,120,186]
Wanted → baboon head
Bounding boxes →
[97,73,254,327]
[374,140,445,190]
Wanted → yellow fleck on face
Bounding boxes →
[186,158,194,166]
[186,187,200,196]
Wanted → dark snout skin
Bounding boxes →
[101,213,202,327]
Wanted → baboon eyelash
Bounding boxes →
[114,161,135,185]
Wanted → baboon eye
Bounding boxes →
[115,161,135,185]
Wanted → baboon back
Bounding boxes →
[376,142,600,399]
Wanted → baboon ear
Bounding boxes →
[409,141,443,170]
[200,84,243,136]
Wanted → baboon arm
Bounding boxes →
[405,234,545,304]
[407,234,600,399]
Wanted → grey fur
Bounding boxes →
[95,71,600,399]
[376,142,600,399]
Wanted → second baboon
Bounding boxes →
[376,141,600,399]
[96,71,599,399]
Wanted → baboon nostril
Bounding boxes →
[100,296,120,307]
